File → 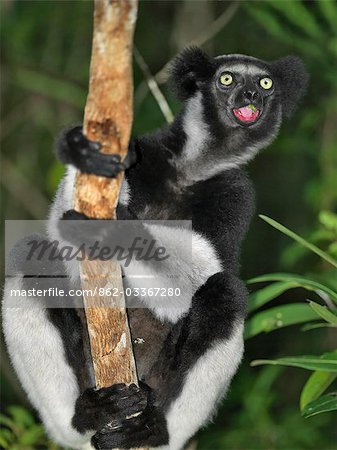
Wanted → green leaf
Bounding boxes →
[308,301,337,325]
[247,273,337,305]
[0,414,15,429]
[251,350,337,372]
[319,210,337,233]
[259,215,337,269]
[329,242,337,259]
[7,406,35,428]
[0,428,14,448]
[0,436,9,449]
[300,371,337,410]
[302,393,337,418]
[281,228,336,267]
[244,303,319,339]
[302,322,337,332]
[18,424,46,445]
[248,281,299,312]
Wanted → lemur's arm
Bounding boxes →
[56,125,139,178]
[191,171,255,274]
[51,127,223,323]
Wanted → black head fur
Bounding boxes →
[169,46,216,101]
[269,56,309,118]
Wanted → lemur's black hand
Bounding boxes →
[62,209,90,221]
[56,126,136,178]
[62,204,136,221]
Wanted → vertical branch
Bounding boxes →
[75,0,137,219]
[74,0,138,390]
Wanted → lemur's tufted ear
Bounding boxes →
[270,56,309,118]
[169,47,216,101]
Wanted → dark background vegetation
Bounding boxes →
[1,1,337,449]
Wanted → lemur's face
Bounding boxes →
[214,56,277,128]
[171,48,309,147]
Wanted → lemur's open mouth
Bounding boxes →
[233,105,260,124]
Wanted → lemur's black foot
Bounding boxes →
[72,382,168,449]
[72,383,148,434]
[91,407,169,450]
[56,126,136,177]
[90,383,169,450]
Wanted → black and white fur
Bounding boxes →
[3,47,308,450]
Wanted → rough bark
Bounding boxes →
[74,0,138,390]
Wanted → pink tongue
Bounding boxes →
[238,106,254,119]
[233,106,259,123]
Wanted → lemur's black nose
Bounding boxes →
[243,90,259,101]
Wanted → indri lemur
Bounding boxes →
[3,47,308,450]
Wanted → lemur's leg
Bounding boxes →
[3,236,94,449]
[161,272,246,450]
[4,280,167,449]
[3,237,168,449]
[56,126,137,178]
[3,294,91,449]
[94,272,247,450]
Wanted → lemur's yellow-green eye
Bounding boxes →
[260,77,273,90]
[220,73,233,86]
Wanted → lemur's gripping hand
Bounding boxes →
[56,126,136,178]
[72,382,168,449]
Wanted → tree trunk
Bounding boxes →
[73,0,138,390]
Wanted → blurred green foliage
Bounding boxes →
[1,1,337,449]
[246,216,337,418]
[0,406,63,450]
